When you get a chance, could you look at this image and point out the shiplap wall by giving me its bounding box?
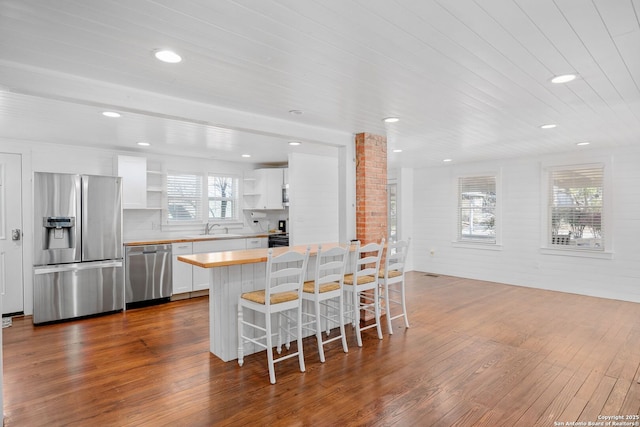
[412,146,640,303]
[289,152,339,246]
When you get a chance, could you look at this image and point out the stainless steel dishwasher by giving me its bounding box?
[125,244,172,306]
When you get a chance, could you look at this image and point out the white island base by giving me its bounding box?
[180,244,349,362]
[207,263,267,362]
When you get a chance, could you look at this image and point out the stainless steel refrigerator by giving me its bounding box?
[33,172,124,324]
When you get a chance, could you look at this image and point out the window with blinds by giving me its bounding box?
[208,174,238,220]
[166,172,203,222]
[548,165,603,250]
[458,175,496,243]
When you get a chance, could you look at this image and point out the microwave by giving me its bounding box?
[282,184,289,207]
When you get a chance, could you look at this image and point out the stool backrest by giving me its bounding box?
[384,238,411,276]
[352,239,385,279]
[265,247,310,303]
[312,244,348,292]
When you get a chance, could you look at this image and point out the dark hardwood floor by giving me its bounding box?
[3,272,640,426]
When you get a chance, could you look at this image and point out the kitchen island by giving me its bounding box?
[178,243,344,362]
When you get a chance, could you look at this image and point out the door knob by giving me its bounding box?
[11,229,21,241]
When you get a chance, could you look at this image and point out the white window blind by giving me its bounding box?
[549,165,603,249]
[208,174,238,220]
[458,176,496,243]
[166,172,203,222]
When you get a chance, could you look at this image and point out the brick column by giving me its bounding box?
[355,133,387,244]
[355,133,387,322]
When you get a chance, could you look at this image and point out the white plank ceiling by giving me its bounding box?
[0,0,639,167]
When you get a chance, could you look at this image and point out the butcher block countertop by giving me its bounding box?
[178,242,344,268]
[124,232,280,246]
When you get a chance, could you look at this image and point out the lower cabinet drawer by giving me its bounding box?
[246,237,267,249]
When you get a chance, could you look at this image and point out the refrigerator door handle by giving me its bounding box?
[34,260,123,275]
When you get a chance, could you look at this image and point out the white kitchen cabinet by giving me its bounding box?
[245,237,267,249]
[146,161,164,209]
[192,239,246,291]
[117,155,147,209]
[172,242,193,294]
[242,175,259,209]
[254,168,284,210]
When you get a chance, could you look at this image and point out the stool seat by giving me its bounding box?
[303,280,341,293]
[378,269,402,279]
[241,290,299,305]
[343,273,376,285]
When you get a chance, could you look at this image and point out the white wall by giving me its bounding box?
[289,152,340,246]
[392,167,415,271]
[412,146,640,303]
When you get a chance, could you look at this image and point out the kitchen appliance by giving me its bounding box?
[33,172,124,324]
[268,233,289,247]
[125,244,172,306]
[278,220,286,232]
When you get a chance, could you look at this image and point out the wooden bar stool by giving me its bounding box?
[343,239,385,347]
[237,247,310,384]
[379,238,411,334]
[301,244,349,362]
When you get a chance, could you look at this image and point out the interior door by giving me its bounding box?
[0,153,24,315]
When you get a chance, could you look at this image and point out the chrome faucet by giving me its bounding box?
[204,223,220,235]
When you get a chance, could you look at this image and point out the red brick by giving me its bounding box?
[355,132,387,244]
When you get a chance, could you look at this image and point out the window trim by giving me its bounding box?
[453,171,501,247]
[207,173,240,222]
[540,160,613,258]
[165,170,204,224]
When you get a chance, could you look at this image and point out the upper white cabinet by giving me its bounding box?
[117,156,163,209]
[146,160,163,209]
[252,168,285,210]
[117,155,147,209]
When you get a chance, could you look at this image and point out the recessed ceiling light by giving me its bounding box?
[241,154,251,158]
[137,142,150,147]
[288,109,303,116]
[392,149,403,153]
[551,74,577,84]
[288,141,301,146]
[443,158,453,163]
[540,124,557,129]
[154,49,182,63]
[102,111,121,118]
[576,141,590,146]
[383,117,400,123]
